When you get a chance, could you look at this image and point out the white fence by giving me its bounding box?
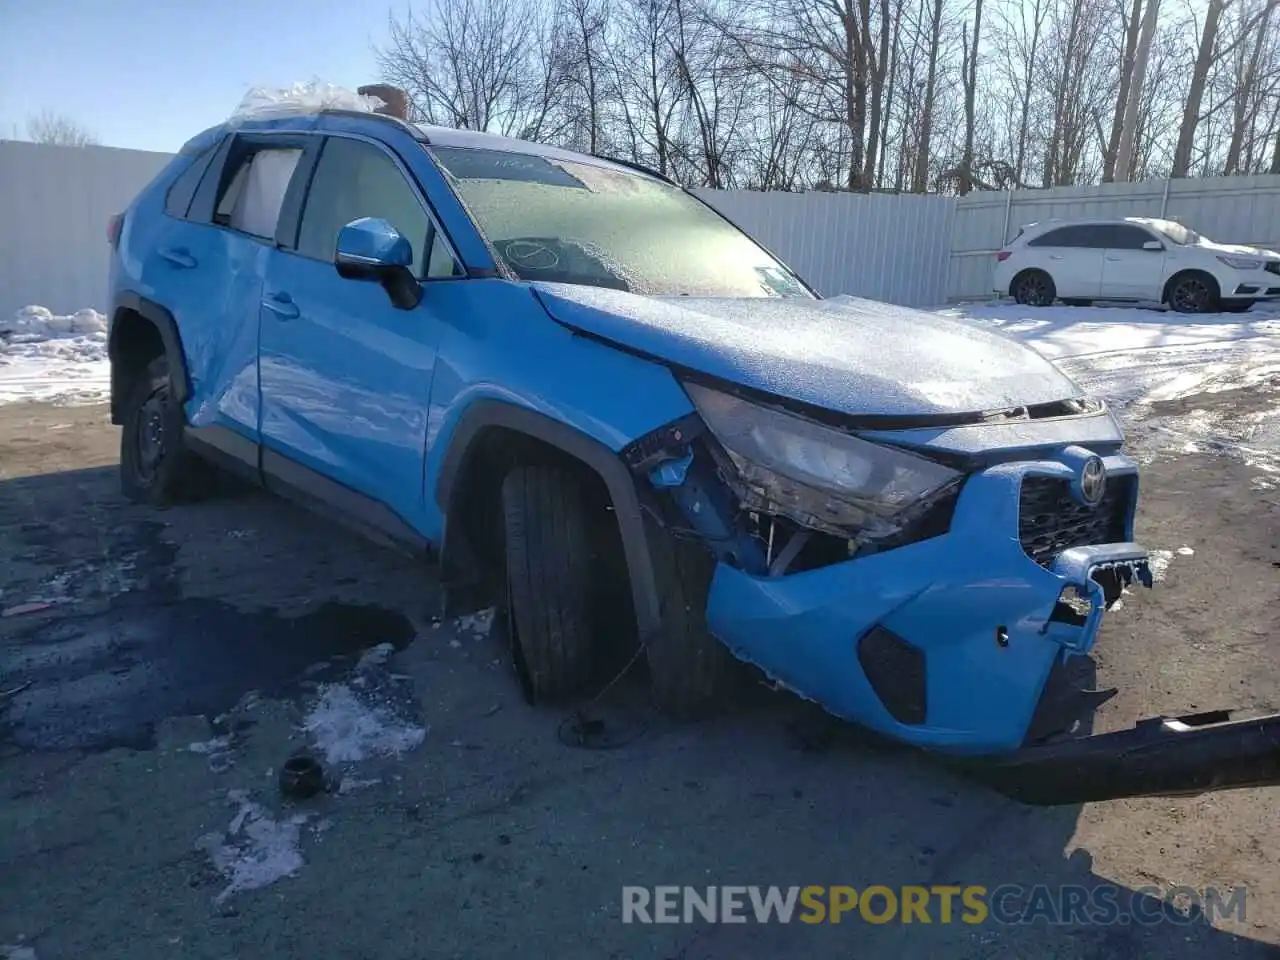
[4,138,1280,317]
[947,175,1280,302]
[694,187,956,305]
[0,140,173,318]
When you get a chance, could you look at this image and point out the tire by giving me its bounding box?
[498,464,597,703]
[1219,300,1253,314]
[1061,298,1093,307]
[1166,272,1219,314]
[119,356,211,505]
[1011,270,1056,307]
[642,519,739,719]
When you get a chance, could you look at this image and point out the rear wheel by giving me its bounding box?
[119,356,211,505]
[497,464,598,703]
[1011,270,1056,307]
[1166,272,1220,314]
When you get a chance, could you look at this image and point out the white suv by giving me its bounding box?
[992,216,1280,313]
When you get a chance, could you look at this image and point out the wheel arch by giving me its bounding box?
[434,399,662,641]
[108,292,192,425]
[1011,266,1053,289]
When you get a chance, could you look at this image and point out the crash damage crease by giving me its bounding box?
[618,399,1280,804]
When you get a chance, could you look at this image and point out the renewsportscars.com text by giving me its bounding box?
[621,884,1246,926]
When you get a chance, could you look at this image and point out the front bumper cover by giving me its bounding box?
[704,455,1147,755]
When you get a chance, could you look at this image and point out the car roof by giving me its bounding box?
[1018,215,1176,232]
[178,111,672,184]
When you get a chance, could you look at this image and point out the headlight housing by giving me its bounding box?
[684,382,962,540]
[1217,255,1263,270]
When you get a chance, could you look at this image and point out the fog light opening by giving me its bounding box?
[1049,584,1093,627]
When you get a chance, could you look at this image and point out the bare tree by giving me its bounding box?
[26,110,98,147]
[1113,0,1160,180]
[911,0,947,191]
[553,0,610,153]
[1223,0,1279,173]
[1103,0,1146,180]
[367,0,1280,192]
[1171,0,1226,177]
[376,0,561,136]
[989,0,1048,185]
[958,0,985,193]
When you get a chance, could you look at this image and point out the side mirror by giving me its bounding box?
[1142,240,1164,251]
[334,217,421,309]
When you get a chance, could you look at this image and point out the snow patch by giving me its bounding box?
[196,790,309,903]
[188,736,232,755]
[0,306,110,405]
[456,607,495,637]
[1148,549,1175,582]
[1176,546,1195,556]
[356,642,397,670]
[338,776,381,795]
[301,683,425,765]
[941,301,1280,474]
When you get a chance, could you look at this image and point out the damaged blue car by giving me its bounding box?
[107,94,1280,805]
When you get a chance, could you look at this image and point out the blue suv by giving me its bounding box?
[107,104,1156,761]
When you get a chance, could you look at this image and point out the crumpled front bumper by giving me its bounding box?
[704,454,1150,755]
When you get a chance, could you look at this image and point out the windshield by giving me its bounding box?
[428,145,811,298]
[1149,219,1202,246]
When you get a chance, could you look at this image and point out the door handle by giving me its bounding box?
[1105,256,1122,261]
[262,292,300,320]
[159,246,197,269]
[1049,255,1064,260]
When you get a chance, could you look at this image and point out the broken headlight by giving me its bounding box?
[684,382,962,540]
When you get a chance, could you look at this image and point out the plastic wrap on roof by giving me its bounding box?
[228,79,385,125]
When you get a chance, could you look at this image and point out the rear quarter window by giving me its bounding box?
[164,141,221,219]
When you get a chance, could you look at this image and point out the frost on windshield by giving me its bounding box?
[227,79,384,126]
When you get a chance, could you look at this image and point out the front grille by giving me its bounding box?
[1018,475,1133,567]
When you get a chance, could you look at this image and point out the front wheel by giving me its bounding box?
[1011,270,1056,307]
[497,464,598,703]
[1166,272,1220,314]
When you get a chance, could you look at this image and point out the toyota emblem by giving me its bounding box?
[1079,457,1107,506]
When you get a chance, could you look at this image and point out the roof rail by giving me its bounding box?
[591,153,676,185]
[318,107,429,141]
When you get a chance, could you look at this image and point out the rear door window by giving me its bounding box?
[214,147,304,239]
[1028,225,1108,248]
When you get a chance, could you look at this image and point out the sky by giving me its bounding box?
[0,0,398,154]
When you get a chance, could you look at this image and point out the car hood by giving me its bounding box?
[1197,239,1280,259]
[531,284,1086,419]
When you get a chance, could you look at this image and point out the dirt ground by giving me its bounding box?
[1,400,1278,960]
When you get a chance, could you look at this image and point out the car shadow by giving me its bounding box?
[0,465,1273,959]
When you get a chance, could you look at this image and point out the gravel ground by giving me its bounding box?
[0,401,1277,960]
